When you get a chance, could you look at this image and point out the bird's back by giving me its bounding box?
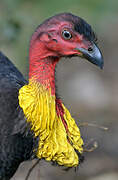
[0,52,35,180]
[0,52,27,135]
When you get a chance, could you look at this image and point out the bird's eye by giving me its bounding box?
[62,30,72,40]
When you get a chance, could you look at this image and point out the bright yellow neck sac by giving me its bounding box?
[18,79,83,167]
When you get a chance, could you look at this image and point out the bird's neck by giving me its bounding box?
[29,49,59,95]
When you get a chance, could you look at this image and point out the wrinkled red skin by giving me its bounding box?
[29,21,91,95]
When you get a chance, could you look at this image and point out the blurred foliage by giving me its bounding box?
[0,0,118,75]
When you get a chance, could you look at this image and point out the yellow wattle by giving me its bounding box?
[18,79,83,167]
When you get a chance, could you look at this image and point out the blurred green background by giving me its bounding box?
[0,0,118,180]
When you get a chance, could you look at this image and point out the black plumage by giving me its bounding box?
[0,52,37,180]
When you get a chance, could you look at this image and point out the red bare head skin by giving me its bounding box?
[29,13,103,95]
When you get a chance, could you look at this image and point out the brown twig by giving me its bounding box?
[79,122,108,131]
[25,159,40,180]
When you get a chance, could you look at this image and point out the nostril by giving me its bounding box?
[88,47,93,52]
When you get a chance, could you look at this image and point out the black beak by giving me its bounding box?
[75,43,104,69]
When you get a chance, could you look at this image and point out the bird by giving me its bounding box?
[0,12,103,180]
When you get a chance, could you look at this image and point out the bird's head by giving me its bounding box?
[30,13,103,69]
